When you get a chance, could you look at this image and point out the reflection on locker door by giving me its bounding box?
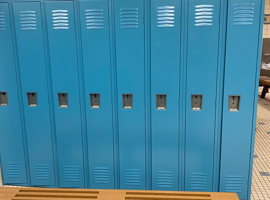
[13,2,55,186]
[150,0,181,191]
[79,0,115,189]
[114,0,146,189]
[45,1,84,188]
[185,0,221,192]
[0,2,27,185]
[219,0,264,199]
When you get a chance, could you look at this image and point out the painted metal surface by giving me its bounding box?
[150,0,181,191]
[114,0,146,190]
[219,0,264,200]
[45,1,84,188]
[185,0,221,192]
[0,0,265,199]
[13,2,55,186]
[0,2,27,185]
[79,0,115,189]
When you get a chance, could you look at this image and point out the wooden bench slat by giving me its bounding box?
[0,187,239,200]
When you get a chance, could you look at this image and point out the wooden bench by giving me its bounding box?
[0,187,239,200]
[259,76,270,98]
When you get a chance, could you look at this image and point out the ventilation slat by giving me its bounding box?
[63,166,80,182]
[157,6,175,28]
[93,167,110,184]
[120,8,139,29]
[52,9,69,30]
[225,176,243,192]
[194,5,213,27]
[190,173,208,191]
[124,169,141,186]
[85,9,104,30]
[19,10,37,31]
[7,163,23,178]
[233,3,255,25]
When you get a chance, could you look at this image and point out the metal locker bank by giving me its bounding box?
[0,0,265,200]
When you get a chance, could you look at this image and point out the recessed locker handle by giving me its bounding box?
[90,93,100,108]
[122,94,133,109]
[27,92,37,107]
[191,95,202,110]
[58,93,68,108]
[156,94,167,110]
[0,92,8,106]
[228,95,240,111]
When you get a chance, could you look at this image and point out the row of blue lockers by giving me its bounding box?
[0,0,265,200]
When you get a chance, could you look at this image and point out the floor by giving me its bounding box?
[251,87,270,200]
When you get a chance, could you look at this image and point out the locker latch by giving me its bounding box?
[90,93,100,108]
[156,94,167,110]
[27,92,37,107]
[191,95,202,110]
[58,93,68,108]
[0,92,8,106]
[122,94,133,109]
[228,95,240,111]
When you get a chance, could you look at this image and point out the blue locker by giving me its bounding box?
[45,1,85,188]
[219,0,264,199]
[13,2,55,186]
[79,0,115,189]
[0,2,27,185]
[114,0,146,189]
[150,0,181,191]
[185,0,221,192]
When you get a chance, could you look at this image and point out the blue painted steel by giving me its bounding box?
[0,2,27,185]
[13,2,55,186]
[219,0,264,199]
[45,1,84,188]
[150,0,181,191]
[79,0,115,189]
[114,0,146,189]
[0,0,265,196]
[185,0,221,192]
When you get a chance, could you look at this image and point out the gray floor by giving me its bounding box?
[251,87,270,200]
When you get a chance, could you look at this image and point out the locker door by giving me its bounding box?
[185,0,221,191]
[0,2,27,185]
[45,1,84,188]
[13,2,55,186]
[79,0,114,189]
[220,0,263,199]
[114,0,146,189]
[151,0,181,191]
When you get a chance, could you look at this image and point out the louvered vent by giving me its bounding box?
[85,9,104,29]
[120,8,138,29]
[7,163,22,178]
[225,175,243,193]
[93,167,110,184]
[125,169,141,186]
[63,166,79,182]
[35,164,50,180]
[194,5,213,27]
[0,11,6,31]
[190,173,208,191]
[19,10,37,31]
[157,171,174,188]
[234,3,255,25]
[52,10,69,30]
[157,6,175,28]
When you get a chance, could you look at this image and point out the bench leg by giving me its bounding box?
[261,85,269,98]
